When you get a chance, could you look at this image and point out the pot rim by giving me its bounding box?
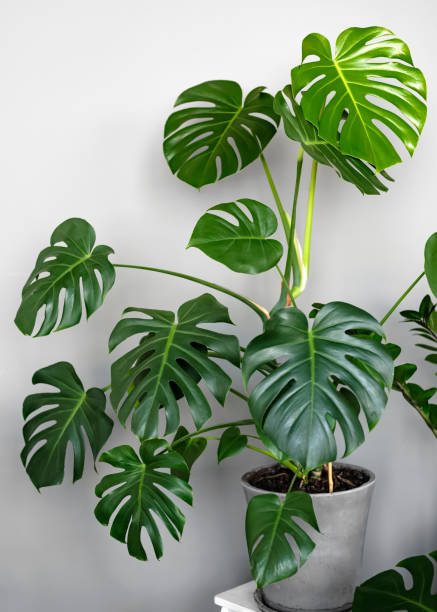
[241,460,375,498]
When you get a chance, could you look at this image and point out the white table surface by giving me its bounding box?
[214,581,257,612]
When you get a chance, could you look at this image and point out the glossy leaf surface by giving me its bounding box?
[291,27,427,172]
[170,426,207,481]
[164,80,279,188]
[243,303,393,469]
[188,199,283,274]
[109,294,240,439]
[352,550,437,611]
[425,233,437,298]
[392,297,437,437]
[22,362,113,489]
[274,86,393,195]
[95,440,192,561]
[217,426,248,463]
[15,218,115,336]
[246,491,318,588]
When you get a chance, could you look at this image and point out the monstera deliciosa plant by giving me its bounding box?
[15,26,437,605]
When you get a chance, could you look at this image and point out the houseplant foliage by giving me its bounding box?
[15,25,434,607]
[352,550,437,611]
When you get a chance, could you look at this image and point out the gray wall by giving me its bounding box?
[1,1,436,610]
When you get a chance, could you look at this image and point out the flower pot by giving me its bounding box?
[241,462,375,612]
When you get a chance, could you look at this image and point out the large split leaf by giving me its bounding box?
[425,233,437,298]
[95,440,192,561]
[109,294,240,439]
[188,199,283,274]
[246,490,318,588]
[274,86,393,195]
[352,550,437,611]
[15,218,115,336]
[163,80,279,188]
[291,26,427,172]
[242,303,394,469]
[21,361,113,489]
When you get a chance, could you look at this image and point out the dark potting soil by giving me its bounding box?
[247,463,369,494]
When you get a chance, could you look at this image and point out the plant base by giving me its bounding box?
[242,462,375,612]
[254,588,352,612]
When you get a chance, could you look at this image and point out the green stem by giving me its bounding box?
[113,263,268,323]
[230,387,249,402]
[246,445,304,478]
[285,147,304,287]
[259,152,290,236]
[275,265,297,308]
[295,160,318,300]
[171,419,255,449]
[380,271,425,325]
[101,384,111,393]
[287,463,302,494]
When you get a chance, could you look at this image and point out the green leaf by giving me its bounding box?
[170,426,207,481]
[21,361,113,489]
[217,426,247,463]
[95,439,193,561]
[352,550,437,611]
[246,491,318,588]
[393,300,437,437]
[163,81,279,188]
[274,86,393,195]
[291,27,427,172]
[425,233,437,298]
[188,199,283,274]
[242,303,394,470]
[15,218,115,336]
[109,294,240,440]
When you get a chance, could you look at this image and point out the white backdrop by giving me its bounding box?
[1,1,436,611]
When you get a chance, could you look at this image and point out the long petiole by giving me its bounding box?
[113,263,268,323]
[275,265,297,308]
[246,445,304,478]
[380,271,425,325]
[230,387,249,402]
[171,419,255,449]
[259,152,290,236]
[294,160,318,299]
[285,147,304,289]
[287,463,302,494]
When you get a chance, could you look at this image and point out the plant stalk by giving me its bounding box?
[114,263,269,323]
[294,160,318,299]
[171,419,255,449]
[259,152,290,236]
[285,147,304,293]
[379,271,425,325]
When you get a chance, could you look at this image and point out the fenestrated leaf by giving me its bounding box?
[109,294,240,440]
[246,491,318,588]
[425,233,437,298]
[291,26,427,172]
[352,550,437,611]
[15,218,115,336]
[170,426,207,481]
[95,439,193,561]
[21,361,113,489]
[217,426,247,463]
[188,199,283,274]
[163,80,279,188]
[274,86,393,195]
[242,303,394,470]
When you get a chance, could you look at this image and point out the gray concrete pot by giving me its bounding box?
[241,462,375,612]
